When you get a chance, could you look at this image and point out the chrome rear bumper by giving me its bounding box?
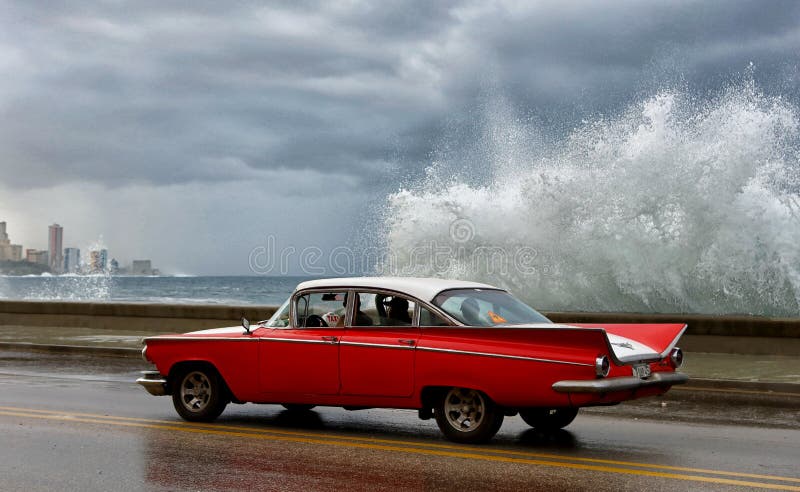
[136,370,168,396]
[552,371,688,393]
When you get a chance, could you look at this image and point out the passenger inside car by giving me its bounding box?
[336,293,373,326]
[460,298,484,326]
[352,294,374,326]
[373,294,414,326]
[385,296,412,326]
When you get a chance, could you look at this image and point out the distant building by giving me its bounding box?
[110,258,119,274]
[26,249,49,266]
[131,259,154,275]
[63,247,81,273]
[0,243,23,261]
[88,249,108,273]
[6,244,22,262]
[48,224,63,273]
[0,221,24,262]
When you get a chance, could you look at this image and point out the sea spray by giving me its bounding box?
[381,83,800,316]
[17,273,113,301]
[16,238,114,301]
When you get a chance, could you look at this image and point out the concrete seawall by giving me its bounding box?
[1,300,798,355]
[0,300,275,332]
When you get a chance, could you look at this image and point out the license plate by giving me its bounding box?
[633,364,651,379]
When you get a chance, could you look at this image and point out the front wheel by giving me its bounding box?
[171,367,228,422]
[434,387,504,444]
[519,407,578,431]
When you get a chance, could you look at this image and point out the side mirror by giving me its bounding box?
[242,316,251,335]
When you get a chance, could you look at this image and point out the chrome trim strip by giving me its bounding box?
[340,341,414,350]
[552,371,689,393]
[260,337,333,345]
[144,336,258,342]
[420,324,603,331]
[416,346,592,367]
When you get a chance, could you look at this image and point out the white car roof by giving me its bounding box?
[295,276,500,302]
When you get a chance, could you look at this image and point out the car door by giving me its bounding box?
[258,290,345,396]
[338,291,419,398]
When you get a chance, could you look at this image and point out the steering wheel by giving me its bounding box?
[303,314,329,328]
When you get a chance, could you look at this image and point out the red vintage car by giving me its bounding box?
[138,277,687,443]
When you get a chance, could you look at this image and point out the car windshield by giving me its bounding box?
[264,297,291,327]
[432,288,551,326]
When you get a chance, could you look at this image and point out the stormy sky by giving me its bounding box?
[1,1,798,274]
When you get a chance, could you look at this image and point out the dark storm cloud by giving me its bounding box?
[1,0,798,189]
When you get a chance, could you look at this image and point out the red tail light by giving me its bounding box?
[670,347,684,368]
[595,355,610,377]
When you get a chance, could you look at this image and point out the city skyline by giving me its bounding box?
[0,219,157,274]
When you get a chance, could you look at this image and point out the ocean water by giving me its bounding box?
[380,81,800,317]
[0,275,306,306]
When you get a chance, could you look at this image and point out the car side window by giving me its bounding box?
[353,292,415,327]
[438,295,494,325]
[294,291,347,328]
[419,306,450,327]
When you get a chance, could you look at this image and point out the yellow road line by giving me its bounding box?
[1,405,799,485]
[0,409,798,491]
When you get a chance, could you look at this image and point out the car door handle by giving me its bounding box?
[398,339,416,346]
[321,336,339,343]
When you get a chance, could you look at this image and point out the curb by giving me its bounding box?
[0,341,140,358]
[677,377,800,400]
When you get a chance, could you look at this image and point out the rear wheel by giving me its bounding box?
[519,407,578,431]
[171,366,228,422]
[434,387,504,444]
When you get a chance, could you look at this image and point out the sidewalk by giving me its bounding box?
[2,324,799,389]
[0,325,151,351]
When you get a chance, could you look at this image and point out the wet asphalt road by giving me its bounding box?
[1,350,799,491]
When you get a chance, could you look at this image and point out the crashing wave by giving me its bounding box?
[381,82,800,316]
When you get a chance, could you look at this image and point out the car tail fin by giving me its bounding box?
[573,323,687,363]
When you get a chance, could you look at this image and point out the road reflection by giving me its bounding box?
[516,428,578,449]
[142,409,431,490]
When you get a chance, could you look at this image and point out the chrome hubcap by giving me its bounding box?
[443,388,485,432]
[180,371,211,412]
